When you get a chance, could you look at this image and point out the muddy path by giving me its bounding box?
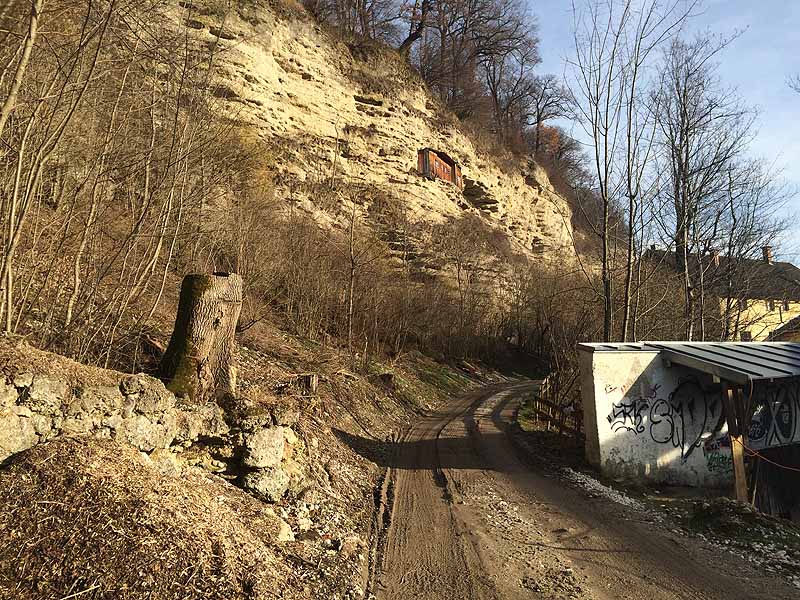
[356,383,797,600]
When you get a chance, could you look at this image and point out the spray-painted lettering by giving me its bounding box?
[749,383,800,450]
[607,379,725,463]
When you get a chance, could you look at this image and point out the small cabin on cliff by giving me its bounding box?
[417,148,463,190]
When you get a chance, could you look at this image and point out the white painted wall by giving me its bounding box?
[579,345,733,488]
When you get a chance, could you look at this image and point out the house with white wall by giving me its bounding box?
[579,342,800,501]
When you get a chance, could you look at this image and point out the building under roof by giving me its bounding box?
[578,341,800,510]
[581,341,800,384]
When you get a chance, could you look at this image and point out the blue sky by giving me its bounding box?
[530,0,800,255]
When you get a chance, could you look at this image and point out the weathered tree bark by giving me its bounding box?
[297,373,319,395]
[159,272,242,402]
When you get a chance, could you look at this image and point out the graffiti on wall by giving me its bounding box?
[702,435,732,474]
[749,383,800,450]
[607,383,658,434]
[607,379,726,463]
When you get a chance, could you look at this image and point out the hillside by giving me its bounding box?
[0,325,518,599]
[0,0,580,597]
[178,0,576,258]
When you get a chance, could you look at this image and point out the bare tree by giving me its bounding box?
[480,37,539,142]
[652,33,755,339]
[568,0,695,342]
[526,75,573,153]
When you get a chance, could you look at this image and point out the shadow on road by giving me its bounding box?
[332,383,532,472]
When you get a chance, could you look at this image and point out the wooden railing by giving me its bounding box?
[526,373,584,441]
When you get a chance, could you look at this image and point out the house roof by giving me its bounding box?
[579,341,800,384]
[418,147,460,168]
[644,248,800,301]
[769,315,800,340]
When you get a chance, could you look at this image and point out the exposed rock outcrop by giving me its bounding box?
[169,1,576,260]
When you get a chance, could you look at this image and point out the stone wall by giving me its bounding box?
[0,372,228,461]
[0,351,306,504]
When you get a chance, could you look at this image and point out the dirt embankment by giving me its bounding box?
[0,327,504,599]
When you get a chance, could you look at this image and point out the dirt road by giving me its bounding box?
[365,383,797,600]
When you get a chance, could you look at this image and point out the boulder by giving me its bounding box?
[25,376,68,415]
[74,385,124,415]
[119,375,145,396]
[61,416,93,436]
[0,410,36,461]
[113,413,176,452]
[242,467,290,502]
[132,378,175,417]
[174,403,229,444]
[263,507,295,542]
[0,382,17,408]
[243,426,286,468]
[13,372,33,388]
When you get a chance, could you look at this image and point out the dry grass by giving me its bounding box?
[0,336,124,388]
[0,438,294,600]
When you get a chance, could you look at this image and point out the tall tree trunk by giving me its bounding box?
[621,193,635,342]
[602,199,613,342]
[159,272,242,402]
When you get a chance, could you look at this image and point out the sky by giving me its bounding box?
[530,0,800,256]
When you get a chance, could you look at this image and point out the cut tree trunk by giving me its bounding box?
[297,373,319,395]
[159,272,243,402]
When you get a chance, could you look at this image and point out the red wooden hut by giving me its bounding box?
[417,148,463,190]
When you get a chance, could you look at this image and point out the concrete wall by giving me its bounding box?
[580,346,733,487]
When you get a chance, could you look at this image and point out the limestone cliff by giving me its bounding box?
[173,0,575,259]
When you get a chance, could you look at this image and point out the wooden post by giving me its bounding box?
[297,373,319,395]
[159,272,243,403]
[730,434,748,503]
[723,384,749,503]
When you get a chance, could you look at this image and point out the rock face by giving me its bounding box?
[168,1,576,260]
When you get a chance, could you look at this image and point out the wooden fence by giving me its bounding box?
[525,373,584,442]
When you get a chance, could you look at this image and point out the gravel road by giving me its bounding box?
[369,383,797,600]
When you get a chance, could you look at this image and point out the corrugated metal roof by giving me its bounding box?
[577,341,800,384]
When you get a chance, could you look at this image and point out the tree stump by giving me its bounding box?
[297,373,319,395]
[159,272,243,403]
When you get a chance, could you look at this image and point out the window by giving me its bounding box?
[768,299,776,311]
[740,331,753,342]
[784,300,791,311]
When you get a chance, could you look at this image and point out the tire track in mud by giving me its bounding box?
[367,387,502,600]
[365,383,797,600]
